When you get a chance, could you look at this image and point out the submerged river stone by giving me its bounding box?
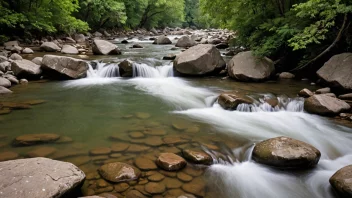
[156,153,187,171]
[330,165,352,197]
[13,133,60,146]
[0,157,85,198]
[0,151,19,161]
[182,150,212,165]
[98,162,141,183]
[252,136,321,169]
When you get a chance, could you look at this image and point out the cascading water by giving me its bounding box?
[87,62,120,78]
[132,62,173,78]
[235,96,305,112]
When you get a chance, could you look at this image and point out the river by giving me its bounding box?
[0,35,351,198]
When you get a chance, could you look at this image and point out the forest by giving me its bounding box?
[0,0,351,71]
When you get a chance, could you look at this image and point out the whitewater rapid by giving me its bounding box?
[63,59,352,198]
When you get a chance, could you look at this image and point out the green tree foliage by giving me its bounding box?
[137,0,185,28]
[200,0,352,70]
[78,0,127,30]
[0,0,89,38]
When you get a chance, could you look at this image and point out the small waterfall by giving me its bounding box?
[132,63,173,78]
[87,62,120,78]
[235,96,304,112]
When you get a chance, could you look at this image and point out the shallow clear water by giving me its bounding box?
[1,36,352,198]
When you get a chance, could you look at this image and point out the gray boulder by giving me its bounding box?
[0,55,8,63]
[0,77,11,87]
[74,34,86,43]
[40,42,61,52]
[0,61,11,72]
[9,53,23,60]
[174,44,226,76]
[4,41,19,50]
[153,36,172,45]
[175,36,196,48]
[92,39,121,55]
[22,48,34,54]
[0,86,12,94]
[42,55,89,79]
[252,136,321,169]
[150,28,158,35]
[4,74,19,84]
[228,51,274,81]
[304,94,350,115]
[32,57,43,65]
[0,157,85,198]
[317,53,352,92]
[11,59,42,77]
[61,45,79,55]
[93,32,103,37]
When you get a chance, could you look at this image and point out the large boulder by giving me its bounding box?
[330,165,352,197]
[304,94,350,115]
[317,53,352,92]
[252,136,321,169]
[92,40,121,55]
[42,55,89,79]
[218,93,253,110]
[0,158,85,198]
[40,42,61,52]
[175,36,196,48]
[174,44,226,76]
[11,59,41,78]
[153,36,172,45]
[61,45,79,55]
[228,51,275,81]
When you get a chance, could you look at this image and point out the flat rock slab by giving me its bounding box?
[252,136,321,169]
[0,157,85,198]
[182,150,213,165]
[13,133,60,146]
[98,162,141,183]
[156,153,187,171]
[134,157,157,170]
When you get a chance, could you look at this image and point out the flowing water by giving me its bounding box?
[1,36,352,198]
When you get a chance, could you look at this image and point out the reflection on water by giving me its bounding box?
[1,36,352,198]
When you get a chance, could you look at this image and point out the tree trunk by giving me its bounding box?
[291,14,348,71]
